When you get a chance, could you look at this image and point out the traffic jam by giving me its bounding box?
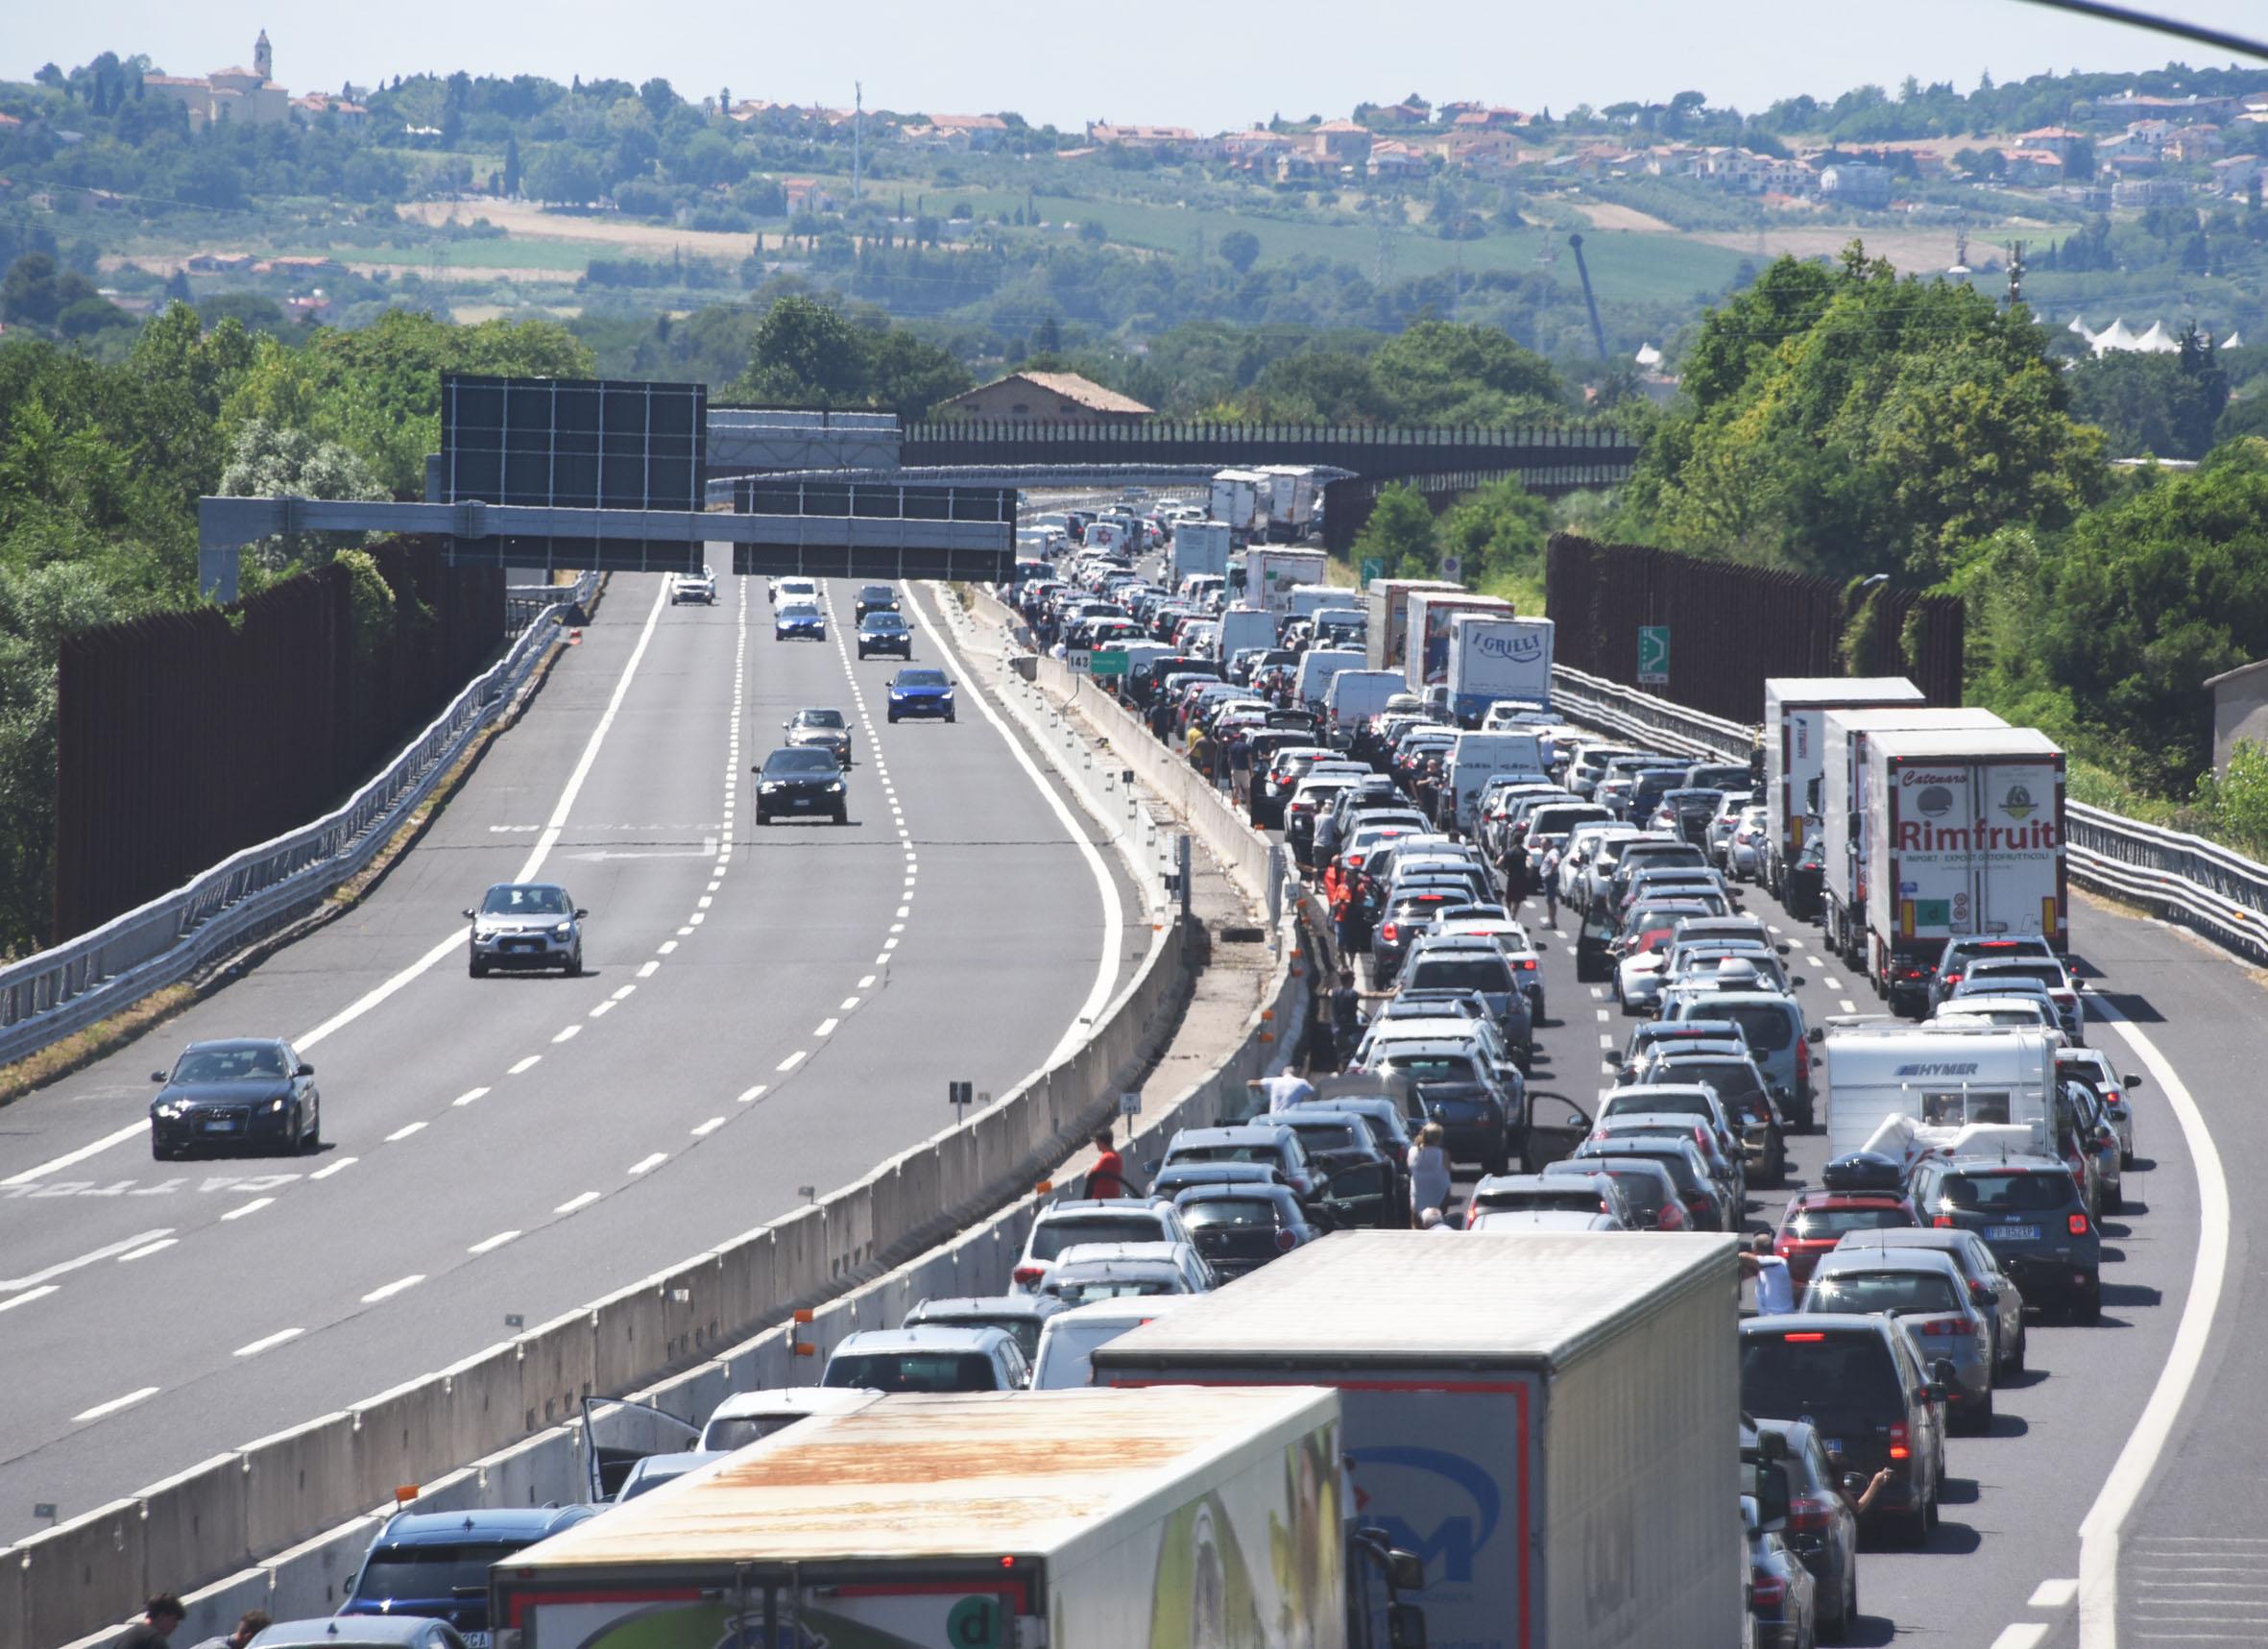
[981,491,2133,1649]
[274,497,2131,1649]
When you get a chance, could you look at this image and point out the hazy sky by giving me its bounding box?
[14,0,2267,130]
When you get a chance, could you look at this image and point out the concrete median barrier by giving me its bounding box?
[348,1375,457,1514]
[769,1204,828,1310]
[470,1427,582,1512]
[820,1180,874,1286]
[438,1342,521,1465]
[139,1454,247,1606]
[711,1225,777,1342]
[260,1513,377,1620]
[239,1415,354,1560]
[1,1544,24,1649]
[18,1499,145,1649]
[657,1251,727,1367]
[515,1307,596,1435]
[589,1281,666,1396]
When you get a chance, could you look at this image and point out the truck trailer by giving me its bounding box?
[1761,677,1927,905]
[1364,578,1464,674]
[1819,706,2007,965]
[1259,464,1322,541]
[1861,725,2067,1016]
[1095,1230,1746,1649]
[1404,592,1515,689]
[1244,547,1332,615]
[1444,616,1556,726]
[1210,470,1269,544]
[490,1387,1380,1649]
[1171,520,1234,589]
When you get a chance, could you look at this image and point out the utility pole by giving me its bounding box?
[853,82,864,201]
[2004,239,2026,308]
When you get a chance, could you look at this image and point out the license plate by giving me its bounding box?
[1989,1225,2039,1242]
[202,1118,238,1132]
[791,795,813,808]
[465,1636,491,1649]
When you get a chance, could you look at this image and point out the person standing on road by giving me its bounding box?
[1409,1124,1453,1225]
[1542,842,1561,929]
[1228,728,1253,802]
[1743,1232,1796,1315]
[1330,968,1364,1060]
[1261,1066,1316,1113]
[1187,726,1213,779]
[114,1596,186,1649]
[1084,1128,1140,1200]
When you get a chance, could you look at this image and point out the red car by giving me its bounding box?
[1773,1190,1919,1287]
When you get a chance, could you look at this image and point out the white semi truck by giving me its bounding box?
[1444,615,1556,727]
[1762,677,1926,907]
[1819,706,2007,965]
[1259,464,1322,541]
[489,1386,1418,1649]
[1860,725,2067,1016]
[1095,1230,1746,1649]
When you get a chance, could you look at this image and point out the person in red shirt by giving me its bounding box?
[1084,1128,1139,1200]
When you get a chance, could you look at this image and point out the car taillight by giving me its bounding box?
[1969,1280,1992,1304]
[1750,1573,1787,1610]
[1687,1196,1713,1219]
[1786,1492,1837,1534]
[1516,958,1537,971]
[1915,1317,1969,1338]
[1933,1213,1955,1228]
[1013,1264,1045,1285]
[2069,1212,2091,1236]
[1782,1331,1824,1343]
[1380,923,1400,944]
[1888,1422,1911,1461]
[1276,1228,1298,1251]
[1901,966,1928,981]
[1657,1205,1686,1230]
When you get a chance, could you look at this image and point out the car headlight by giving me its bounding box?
[828,781,845,792]
[154,1102,182,1119]
[552,922,573,938]
[268,1097,286,1112]
[760,782,783,792]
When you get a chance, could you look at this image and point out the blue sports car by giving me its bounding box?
[775,599,826,642]
[887,668,956,723]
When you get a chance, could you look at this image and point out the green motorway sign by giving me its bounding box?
[1359,556,1386,586]
[1637,625,1671,685]
[1090,649,1129,679]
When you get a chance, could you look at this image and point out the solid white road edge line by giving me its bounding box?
[2077,998,2232,1649]
[908,586,1126,1074]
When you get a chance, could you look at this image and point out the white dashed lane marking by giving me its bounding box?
[555,1191,600,1214]
[360,1274,424,1303]
[508,1055,541,1076]
[233,1328,302,1358]
[220,1197,274,1221]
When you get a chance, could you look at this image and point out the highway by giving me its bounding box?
[0,570,1143,1545]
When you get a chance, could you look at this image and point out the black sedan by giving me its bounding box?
[854,584,902,622]
[150,1038,321,1159]
[755,747,849,825]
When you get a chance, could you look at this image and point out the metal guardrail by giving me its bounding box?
[1548,662,2268,967]
[0,571,602,1070]
[1549,663,1755,762]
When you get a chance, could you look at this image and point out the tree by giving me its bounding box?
[503,133,522,197]
[1,254,66,327]
[1368,320,1565,422]
[1960,460,2268,793]
[524,145,602,205]
[1436,476,1552,587]
[2067,332,2229,461]
[1351,482,1438,577]
[218,421,388,573]
[639,78,678,123]
[1218,230,1261,274]
[729,295,868,402]
[1624,250,2106,580]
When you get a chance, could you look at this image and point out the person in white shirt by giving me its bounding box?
[1261,1068,1316,1113]
[1744,1233,1796,1315]
[1408,1123,1453,1225]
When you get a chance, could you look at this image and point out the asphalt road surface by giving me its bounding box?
[0,571,1141,1543]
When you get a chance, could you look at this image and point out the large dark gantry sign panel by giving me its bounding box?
[441,374,709,572]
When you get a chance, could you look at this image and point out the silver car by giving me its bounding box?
[1831,1226,2028,1381]
[465,883,585,978]
[671,565,717,604]
[1800,1248,1996,1430]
